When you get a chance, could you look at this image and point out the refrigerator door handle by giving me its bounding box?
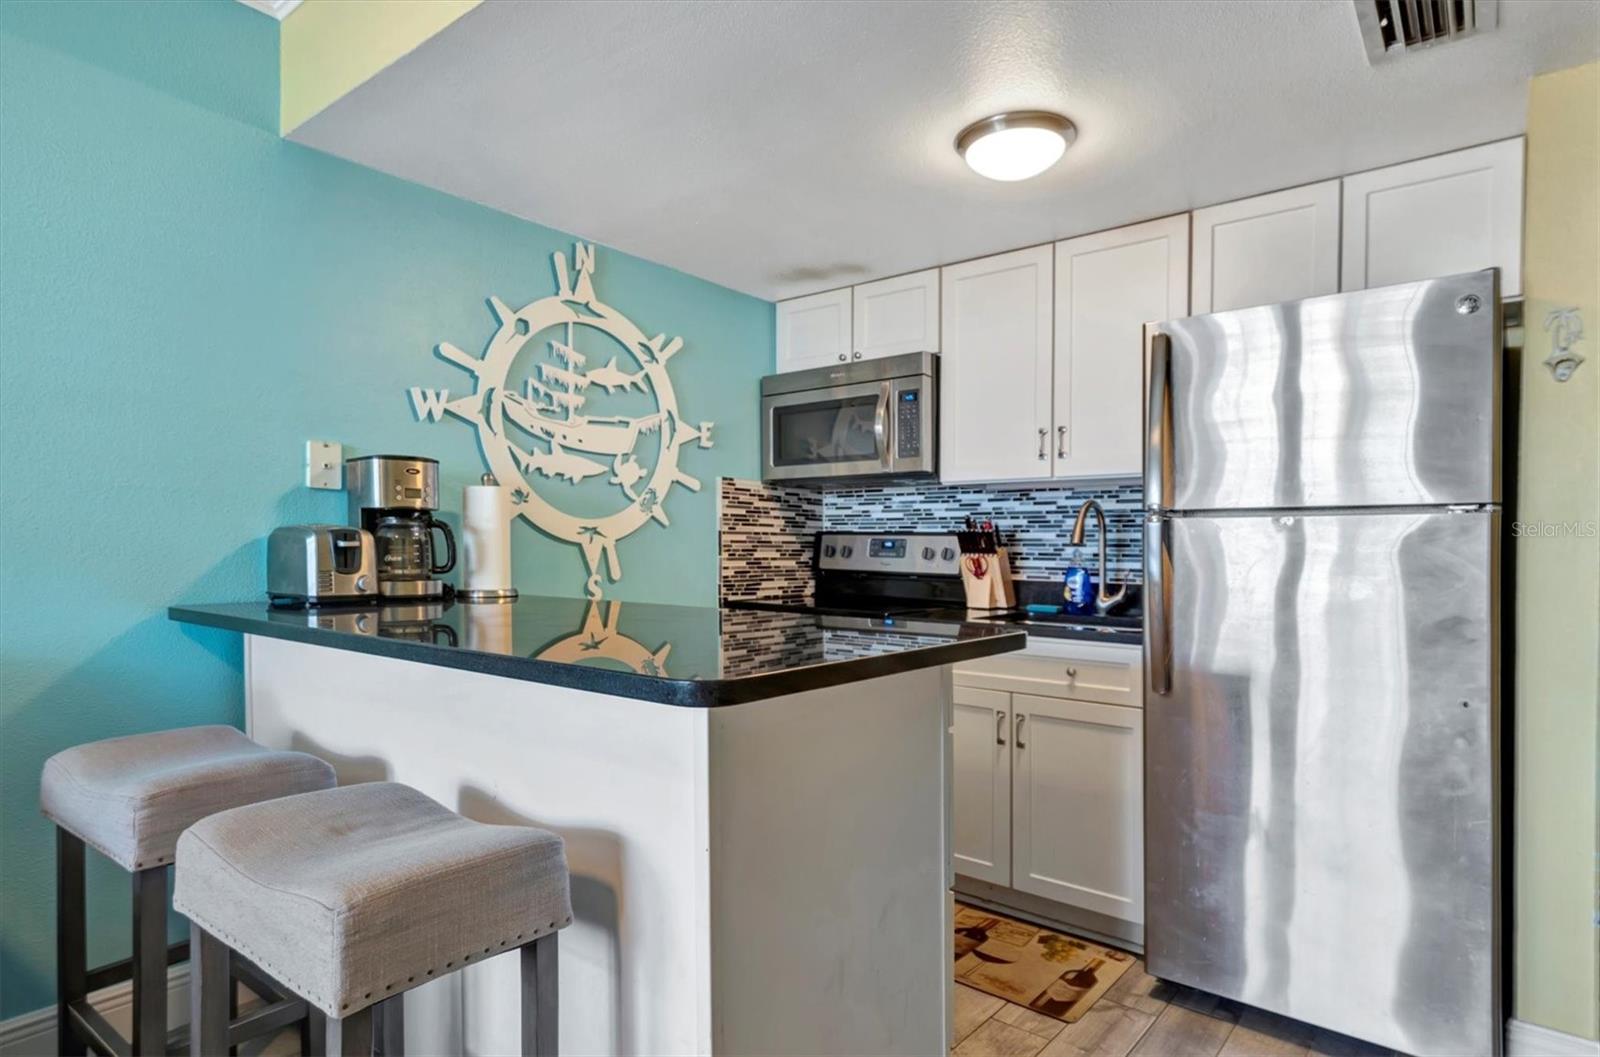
[1146,513,1171,695]
[1145,327,1173,511]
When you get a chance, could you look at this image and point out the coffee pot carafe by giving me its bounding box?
[373,513,455,586]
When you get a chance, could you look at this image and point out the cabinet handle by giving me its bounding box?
[1037,428,1047,460]
[1015,713,1027,749]
[852,351,863,360]
[837,353,848,362]
[995,711,1006,746]
[1057,426,1067,459]
[1065,667,1077,680]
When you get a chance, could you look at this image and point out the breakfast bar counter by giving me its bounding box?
[169,597,1024,1056]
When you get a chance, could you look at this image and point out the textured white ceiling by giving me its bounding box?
[290,0,1600,301]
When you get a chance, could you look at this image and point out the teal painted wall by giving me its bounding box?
[0,1,772,1018]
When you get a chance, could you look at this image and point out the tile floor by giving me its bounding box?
[952,956,1404,1057]
[247,944,1403,1057]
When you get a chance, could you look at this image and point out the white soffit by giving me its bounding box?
[288,0,1600,301]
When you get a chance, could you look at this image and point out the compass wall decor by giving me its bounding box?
[408,244,714,599]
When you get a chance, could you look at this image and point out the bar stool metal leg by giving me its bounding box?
[56,828,87,1057]
[520,932,558,1057]
[372,996,404,1057]
[326,1007,373,1057]
[131,866,168,1055]
[190,924,231,1057]
[302,1006,326,1057]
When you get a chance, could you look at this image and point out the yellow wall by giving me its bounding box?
[1516,59,1600,1042]
[279,0,479,134]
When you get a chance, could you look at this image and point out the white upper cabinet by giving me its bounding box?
[852,268,940,360]
[1053,215,1189,480]
[775,287,852,373]
[939,246,1054,483]
[1192,180,1341,312]
[1341,138,1525,297]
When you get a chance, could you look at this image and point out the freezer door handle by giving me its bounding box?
[1147,513,1171,695]
[1145,327,1173,511]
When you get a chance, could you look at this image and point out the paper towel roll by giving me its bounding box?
[461,482,515,597]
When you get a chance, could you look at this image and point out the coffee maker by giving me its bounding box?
[346,455,456,599]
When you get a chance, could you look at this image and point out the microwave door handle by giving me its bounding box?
[875,382,891,468]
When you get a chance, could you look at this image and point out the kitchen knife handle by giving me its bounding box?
[1146,513,1172,696]
[1145,327,1173,511]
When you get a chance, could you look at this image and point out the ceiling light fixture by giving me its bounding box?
[955,111,1076,182]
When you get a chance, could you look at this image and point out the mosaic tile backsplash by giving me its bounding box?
[717,478,821,604]
[718,478,1144,601]
[824,480,1144,583]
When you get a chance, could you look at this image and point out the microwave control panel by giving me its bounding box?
[895,388,922,458]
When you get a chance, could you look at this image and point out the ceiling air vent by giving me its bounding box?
[1355,0,1498,64]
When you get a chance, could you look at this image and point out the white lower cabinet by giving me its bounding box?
[952,640,1144,928]
[1010,694,1144,923]
[952,685,1012,886]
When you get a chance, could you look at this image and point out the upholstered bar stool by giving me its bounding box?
[175,782,573,1057]
[40,724,336,1055]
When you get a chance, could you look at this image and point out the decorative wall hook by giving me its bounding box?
[1542,307,1586,382]
[409,245,714,598]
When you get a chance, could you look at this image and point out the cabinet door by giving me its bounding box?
[852,268,939,360]
[1011,694,1143,923]
[1054,215,1189,479]
[1341,138,1524,297]
[776,288,852,373]
[952,685,1011,886]
[940,246,1054,483]
[1192,180,1341,312]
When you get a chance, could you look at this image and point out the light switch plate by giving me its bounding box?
[306,440,342,490]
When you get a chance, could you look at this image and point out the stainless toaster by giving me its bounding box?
[267,525,378,606]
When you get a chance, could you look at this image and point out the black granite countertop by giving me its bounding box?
[967,610,1142,646]
[168,596,1026,708]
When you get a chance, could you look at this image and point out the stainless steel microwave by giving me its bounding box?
[760,352,938,483]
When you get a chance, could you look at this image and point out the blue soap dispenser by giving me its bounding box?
[1063,549,1095,615]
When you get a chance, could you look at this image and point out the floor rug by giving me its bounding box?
[953,903,1134,1023]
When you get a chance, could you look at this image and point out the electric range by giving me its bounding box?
[724,531,1142,644]
[729,531,973,619]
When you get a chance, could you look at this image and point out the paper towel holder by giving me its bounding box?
[458,474,520,604]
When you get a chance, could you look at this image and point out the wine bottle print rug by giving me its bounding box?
[953,904,1134,1023]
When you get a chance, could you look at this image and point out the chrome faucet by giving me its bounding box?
[1069,499,1128,613]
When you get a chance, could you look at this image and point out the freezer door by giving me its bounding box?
[1144,509,1499,1057]
[1149,270,1500,512]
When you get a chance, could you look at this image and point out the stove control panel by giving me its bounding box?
[816,532,961,576]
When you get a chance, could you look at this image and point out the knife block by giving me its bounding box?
[960,548,1016,610]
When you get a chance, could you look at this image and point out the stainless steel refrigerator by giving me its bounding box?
[1142,270,1501,1057]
